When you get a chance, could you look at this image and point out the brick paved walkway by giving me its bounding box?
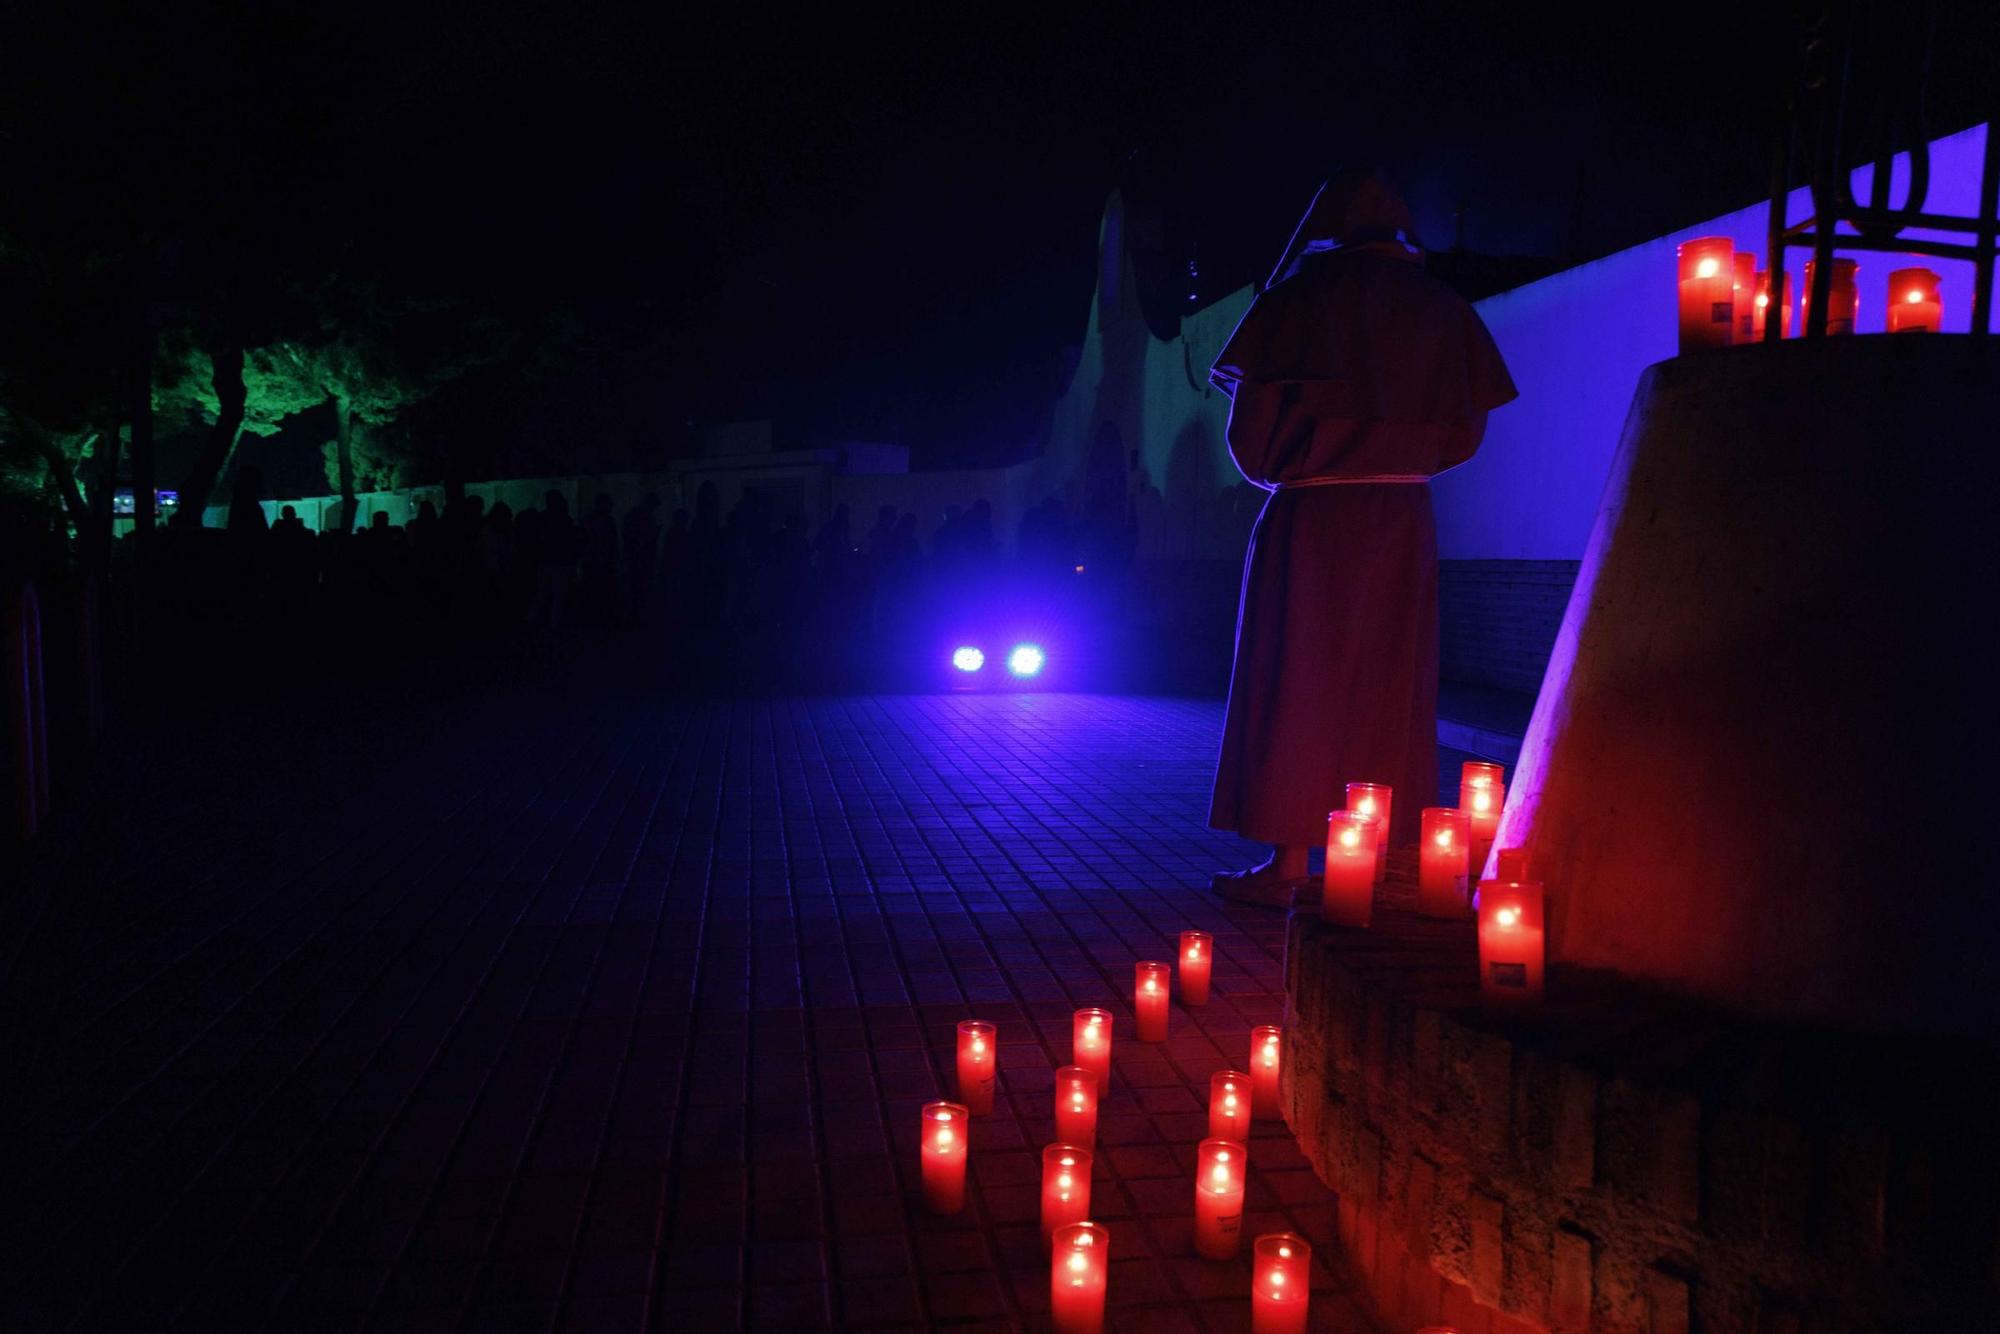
[3,671,1422,1332]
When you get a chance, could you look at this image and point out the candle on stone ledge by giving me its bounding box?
[1417,807,1471,918]
[1733,252,1758,344]
[1054,1065,1099,1146]
[920,1100,969,1214]
[1050,1220,1110,1334]
[1477,879,1547,1005]
[1041,1143,1093,1254]
[1345,781,1393,885]
[1209,1069,1253,1140]
[1888,267,1942,332]
[1322,810,1377,927]
[1803,257,1859,334]
[1251,1232,1312,1334]
[1460,760,1504,869]
[1134,961,1171,1042]
[955,1020,996,1115]
[1753,269,1792,339]
[1250,1025,1282,1119]
[1194,1136,1248,1260]
[1676,236,1735,351]
[1178,930,1213,1005]
[1072,1008,1113,1086]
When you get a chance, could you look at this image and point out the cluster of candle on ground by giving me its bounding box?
[1209,1070,1253,1140]
[1072,1007,1112,1084]
[1251,1233,1313,1334]
[1477,878,1547,1003]
[1133,961,1171,1041]
[1194,1137,1248,1259]
[1041,1144,1093,1254]
[1054,1065,1099,1145]
[1250,1025,1282,1118]
[1050,1221,1109,1334]
[1321,809,1378,927]
[1178,929,1212,1004]
[954,1020,995,1115]
[1417,806,1470,916]
[920,1100,969,1213]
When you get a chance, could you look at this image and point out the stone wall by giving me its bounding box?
[1438,560,1578,696]
[1282,864,2000,1332]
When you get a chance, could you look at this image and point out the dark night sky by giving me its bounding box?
[4,2,1994,473]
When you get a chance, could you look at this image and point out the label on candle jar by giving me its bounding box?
[1216,1209,1241,1238]
[1488,961,1528,988]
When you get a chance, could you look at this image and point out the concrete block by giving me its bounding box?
[1552,1064,1596,1192]
[1644,1266,1691,1334]
[1469,1190,1505,1307]
[1550,1228,1593,1332]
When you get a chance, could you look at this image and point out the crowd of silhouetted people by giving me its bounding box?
[136,473,1138,665]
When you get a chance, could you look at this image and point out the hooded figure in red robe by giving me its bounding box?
[1209,170,1517,904]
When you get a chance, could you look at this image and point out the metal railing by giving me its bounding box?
[1765,0,1998,337]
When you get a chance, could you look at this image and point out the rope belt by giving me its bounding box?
[1273,473,1430,490]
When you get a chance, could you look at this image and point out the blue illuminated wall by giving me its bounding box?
[1436,122,1993,561]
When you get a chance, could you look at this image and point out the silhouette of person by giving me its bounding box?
[1206,169,1517,905]
[579,493,620,625]
[623,492,663,622]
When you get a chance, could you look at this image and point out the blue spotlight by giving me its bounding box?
[952,645,986,673]
[1007,643,1046,678]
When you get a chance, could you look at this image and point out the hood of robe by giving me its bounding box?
[1209,171,1517,424]
[1264,171,1422,290]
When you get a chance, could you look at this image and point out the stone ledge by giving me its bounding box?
[1282,854,2000,1331]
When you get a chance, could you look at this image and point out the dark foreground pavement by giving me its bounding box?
[2,653,1391,1332]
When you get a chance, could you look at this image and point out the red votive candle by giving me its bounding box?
[1322,810,1377,927]
[1250,1025,1282,1119]
[1676,236,1735,351]
[1134,961,1170,1042]
[1251,1232,1312,1334]
[1345,781,1393,884]
[1178,930,1213,1005]
[1460,760,1504,868]
[1733,252,1758,344]
[1803,257,1859,334]
[1051,1220,1109,1334]
[1417,807,1471,917]
[1477,880,1547,1005]
[1753,269,1792,339]
[1072,1008,1112,1086]
[1887,266,1942,332]
[955,1020,996,1115]
[1209,1070,1253,1141]
[1194,1136,1248,1260]
[1041,1142,1094,1254]
[920,1100,969,1214]
[1054,1065,1099,1146]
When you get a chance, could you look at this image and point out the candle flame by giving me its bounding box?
[1278,1244,1292,1258]
[1434,828,1452,847]
[1058,1173,1073,1190]
[1907,289,1924,303]
[1338,827,1360,849]
[1187,947,1199,959]
[1696,257,1719,278]
[1144,978,1157,993]
[1755,292,1770,308]
[1496,906,1520,927]
[1068,1251,1089,1273]
[1357,797,1375,815]
[1072,1092,1086,1108]
[1211,1162,1232,1185]
[937,1110,952,1121]
[1270,1271,1286,1287]
[1224,1092,1238,1109]
[937,1127,954,1148]
[971,1037,985,1054]
[1472,791,1491,812]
